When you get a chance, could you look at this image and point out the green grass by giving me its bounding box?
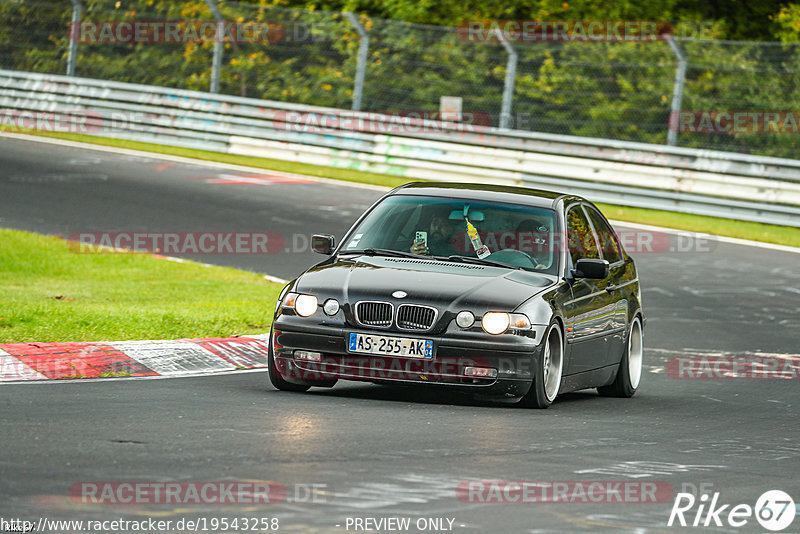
[3,127,799,247]
[0,228,283,343]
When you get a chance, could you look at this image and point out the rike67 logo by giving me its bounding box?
[668,490,796,531]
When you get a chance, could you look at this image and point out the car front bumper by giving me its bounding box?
[272,321,547,402]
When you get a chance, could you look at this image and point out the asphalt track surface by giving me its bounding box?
[1,135,799,533]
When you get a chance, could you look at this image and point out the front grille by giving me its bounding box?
[396,304,437,330]
[355,301,393,327]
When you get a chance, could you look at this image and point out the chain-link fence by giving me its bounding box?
[2,0,799,158]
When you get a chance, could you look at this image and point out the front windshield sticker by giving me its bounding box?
[347,233,363,249]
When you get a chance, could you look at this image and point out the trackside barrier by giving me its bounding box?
[1,69,799,227]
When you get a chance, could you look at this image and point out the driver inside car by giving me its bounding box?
[410,211,463,257]
[515,218,550,270]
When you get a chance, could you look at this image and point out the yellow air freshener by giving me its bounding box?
[465,219,491,258]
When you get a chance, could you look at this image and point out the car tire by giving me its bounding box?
[268,327,311,392]
[519,320,564,409]
[598,315,643,398]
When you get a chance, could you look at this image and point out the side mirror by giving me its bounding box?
[573,258,609,280]
[311,234,335,255]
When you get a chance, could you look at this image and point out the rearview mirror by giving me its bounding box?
[311,234,335,255]
[449,210,484,222]
[573,258,609,280]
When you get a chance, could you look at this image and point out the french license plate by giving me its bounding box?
[348,333,433,358]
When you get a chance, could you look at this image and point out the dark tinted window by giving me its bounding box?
[586,207,622,264]
[342,195,559,274]
[566,206,599,267]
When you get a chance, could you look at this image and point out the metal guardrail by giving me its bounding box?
[2,69,799,227]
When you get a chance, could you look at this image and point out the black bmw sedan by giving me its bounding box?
[269,182,644,408]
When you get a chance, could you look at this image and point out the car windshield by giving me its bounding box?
[340,195,559,274]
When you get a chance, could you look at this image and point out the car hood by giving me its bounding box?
[295,255,556,313]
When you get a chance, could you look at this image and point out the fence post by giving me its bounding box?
[344,12,369,112]
[496,30,517,129]
[66,0,82,76]
[204,0,224,94]
[666,35,687,146]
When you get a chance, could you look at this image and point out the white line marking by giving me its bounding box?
[611,220,800,255]
[2,132,796,251]
[681,286,705,297]
[62,246,288,287]
[0,132,386,191]
[644,287,675,297]
[648,347,800,361]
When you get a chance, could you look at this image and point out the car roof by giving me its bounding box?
[392,182,578,209]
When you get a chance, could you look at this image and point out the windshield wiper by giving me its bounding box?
[433,255,522,270]
[339,249,519,268]
[339,248,427,259]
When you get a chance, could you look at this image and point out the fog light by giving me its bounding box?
[456,310,475,328]
[464,366,498,378]
[323,298,340,316]
[294,350,322,362]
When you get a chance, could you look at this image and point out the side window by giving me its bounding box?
[586,207,622,264]
[566,206,600,267]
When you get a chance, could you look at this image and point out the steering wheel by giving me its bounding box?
[486,249,540,268]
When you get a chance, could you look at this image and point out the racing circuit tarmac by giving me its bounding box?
[1,134,799,533]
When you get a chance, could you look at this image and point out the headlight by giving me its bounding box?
[482,312,510,335]
[282,292,318,317]
[294,294,318,317]
[323,298,340,316]
[456,310,475,328]
[481,312,531,335]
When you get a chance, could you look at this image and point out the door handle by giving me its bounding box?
[605,284,617,293]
